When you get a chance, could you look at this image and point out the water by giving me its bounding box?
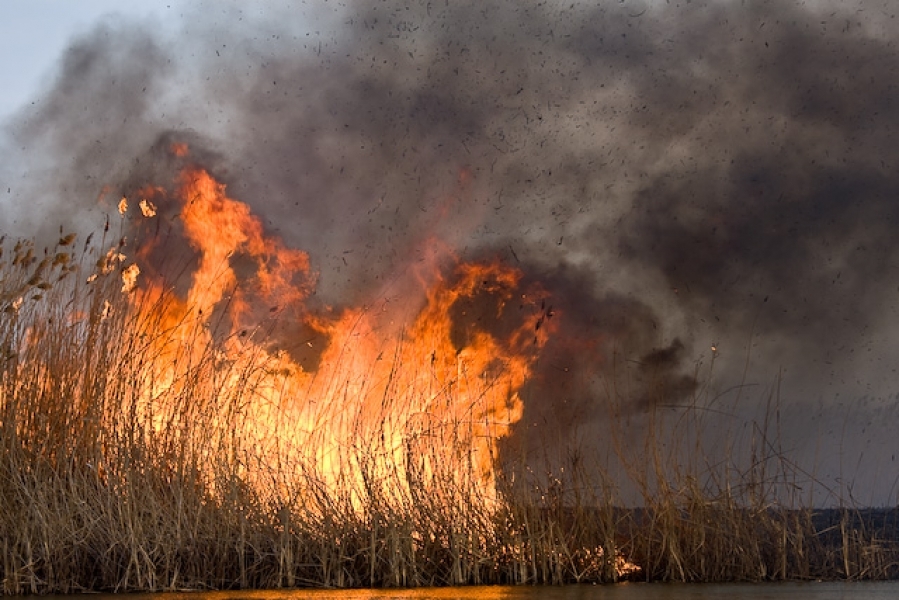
[31,582,899,600]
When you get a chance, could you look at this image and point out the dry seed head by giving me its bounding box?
[121,263,139,293]
[99,247,126,274]
[13,246,34,267]
[118,197,128,215]
[58,233,76,246]
[139,199,157,217]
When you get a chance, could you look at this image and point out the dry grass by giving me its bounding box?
[1,230,898,593]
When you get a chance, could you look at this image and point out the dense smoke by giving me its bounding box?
[2,0,899,502]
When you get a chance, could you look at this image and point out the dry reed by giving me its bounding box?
[1,230,897,594]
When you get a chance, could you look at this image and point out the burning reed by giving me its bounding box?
[6,0,899,592]
[1,214,898,592]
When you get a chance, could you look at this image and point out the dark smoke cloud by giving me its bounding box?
[616,2,899,353]
[3,0,899,501]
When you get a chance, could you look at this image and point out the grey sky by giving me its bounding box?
[0,1,184,119]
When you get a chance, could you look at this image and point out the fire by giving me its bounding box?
[175,167,315,322]
[121,146,556,507]
[0,141,650,584]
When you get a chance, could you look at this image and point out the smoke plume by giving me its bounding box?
[2,0,899,502]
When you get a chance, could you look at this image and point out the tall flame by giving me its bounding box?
[123,147,556,506]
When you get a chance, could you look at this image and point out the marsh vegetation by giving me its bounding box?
[1,230,897,594]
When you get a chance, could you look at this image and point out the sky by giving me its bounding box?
[1,0,898,506]
[0,2,190,120]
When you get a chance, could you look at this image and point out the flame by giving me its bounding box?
[123,146,556,508]
[170,142,189,157]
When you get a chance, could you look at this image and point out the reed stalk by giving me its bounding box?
[1,231,897,593]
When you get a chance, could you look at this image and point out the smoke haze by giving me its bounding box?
[2,0,898,504]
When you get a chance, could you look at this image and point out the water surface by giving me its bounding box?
[35,582,899,600]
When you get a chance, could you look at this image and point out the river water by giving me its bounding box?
[27,582,899,600]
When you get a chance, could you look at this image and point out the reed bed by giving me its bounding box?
[1,231,898,594]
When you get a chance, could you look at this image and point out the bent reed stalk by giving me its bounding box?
[1,231,898,594]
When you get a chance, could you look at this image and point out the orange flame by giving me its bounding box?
[126,146,556,505]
